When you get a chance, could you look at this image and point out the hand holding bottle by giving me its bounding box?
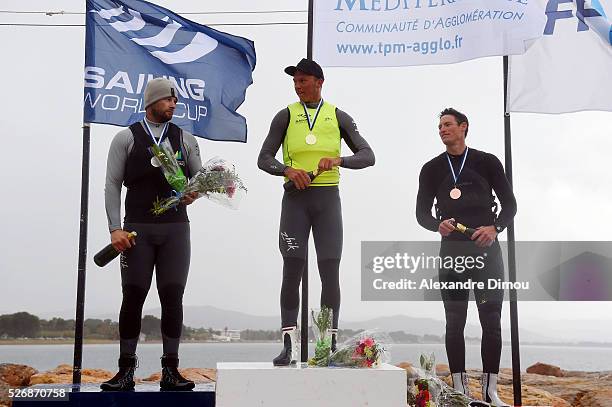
[438,218,456,237]
[111,230,136,252]
[449,219,476,238]
[471,225,497,247]
[283,167,314,191]
[94,231,137,267]
[283,157,340,193]
[449,220,496,247]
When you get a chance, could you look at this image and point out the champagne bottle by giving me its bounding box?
[94,232,137,267]
[283,168,320,193]
[450,220,476,238]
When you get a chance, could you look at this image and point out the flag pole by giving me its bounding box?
[503,55,522,406]
[299,0,315,363]
[72,123,91,387]
[307,0,314,63]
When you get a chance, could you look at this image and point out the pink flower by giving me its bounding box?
[363,337,375,347]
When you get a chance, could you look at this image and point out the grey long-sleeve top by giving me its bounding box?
[104,119,202,232]
[257,103,375,176]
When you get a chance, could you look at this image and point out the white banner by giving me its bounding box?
[508,0,612,113]
[312,0,546,67]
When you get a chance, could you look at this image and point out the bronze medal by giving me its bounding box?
[450,187,461,200]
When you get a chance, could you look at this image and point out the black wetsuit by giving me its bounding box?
[105,119,201,356]
[416,147,517,374]
[258,103,375,330]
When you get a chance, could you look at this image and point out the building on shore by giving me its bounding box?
[212,329,241,342]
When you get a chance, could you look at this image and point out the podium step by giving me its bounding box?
[216,362,407,407]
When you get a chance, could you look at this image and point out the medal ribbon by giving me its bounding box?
[143,119,169,147]
[446,146,469,185]
[301,99,324,132]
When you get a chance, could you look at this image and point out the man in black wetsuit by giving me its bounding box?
[101,78,201,391]
[416,108,516,406]
[258,59,375,366]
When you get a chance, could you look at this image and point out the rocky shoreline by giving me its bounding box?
[1,362,611,406]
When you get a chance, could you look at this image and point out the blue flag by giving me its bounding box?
[84,0,256,142]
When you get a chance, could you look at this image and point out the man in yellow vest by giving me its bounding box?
[258,58,375,366]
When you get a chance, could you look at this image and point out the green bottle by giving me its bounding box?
[283,168,320,193]
[94,232,137,267]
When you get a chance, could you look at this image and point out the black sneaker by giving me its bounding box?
[100,354,137,391]
[159,354,195,391]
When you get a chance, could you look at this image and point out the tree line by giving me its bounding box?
[0,312,453,343]
[0,312,220,341]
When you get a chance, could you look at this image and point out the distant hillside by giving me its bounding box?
[145,305,280,331]
[38,305,572,343]
[130,306,552,342]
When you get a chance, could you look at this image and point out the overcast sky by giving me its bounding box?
[0,0,610,341]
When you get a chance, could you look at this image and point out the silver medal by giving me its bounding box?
[151,156,161,167]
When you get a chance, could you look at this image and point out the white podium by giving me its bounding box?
[215,362,406,407]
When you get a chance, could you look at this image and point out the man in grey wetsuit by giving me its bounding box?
[258,59,375,366]
[101,78,201,391]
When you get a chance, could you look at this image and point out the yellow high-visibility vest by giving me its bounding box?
[283,101,341,186]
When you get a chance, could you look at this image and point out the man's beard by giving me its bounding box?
[151,108,173,123]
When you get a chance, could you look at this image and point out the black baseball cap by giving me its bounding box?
[284,58,324,80]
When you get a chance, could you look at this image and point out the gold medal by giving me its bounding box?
[305,133,317,145]
[302,100,323,146]
[450,187,461,200]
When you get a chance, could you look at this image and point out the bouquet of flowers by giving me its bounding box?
[150,150,247,215]
[308,307,333,367]
[149,138,187,192]
[328,330,390,368]
[407,353,482,407]
[408,375,474,407]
